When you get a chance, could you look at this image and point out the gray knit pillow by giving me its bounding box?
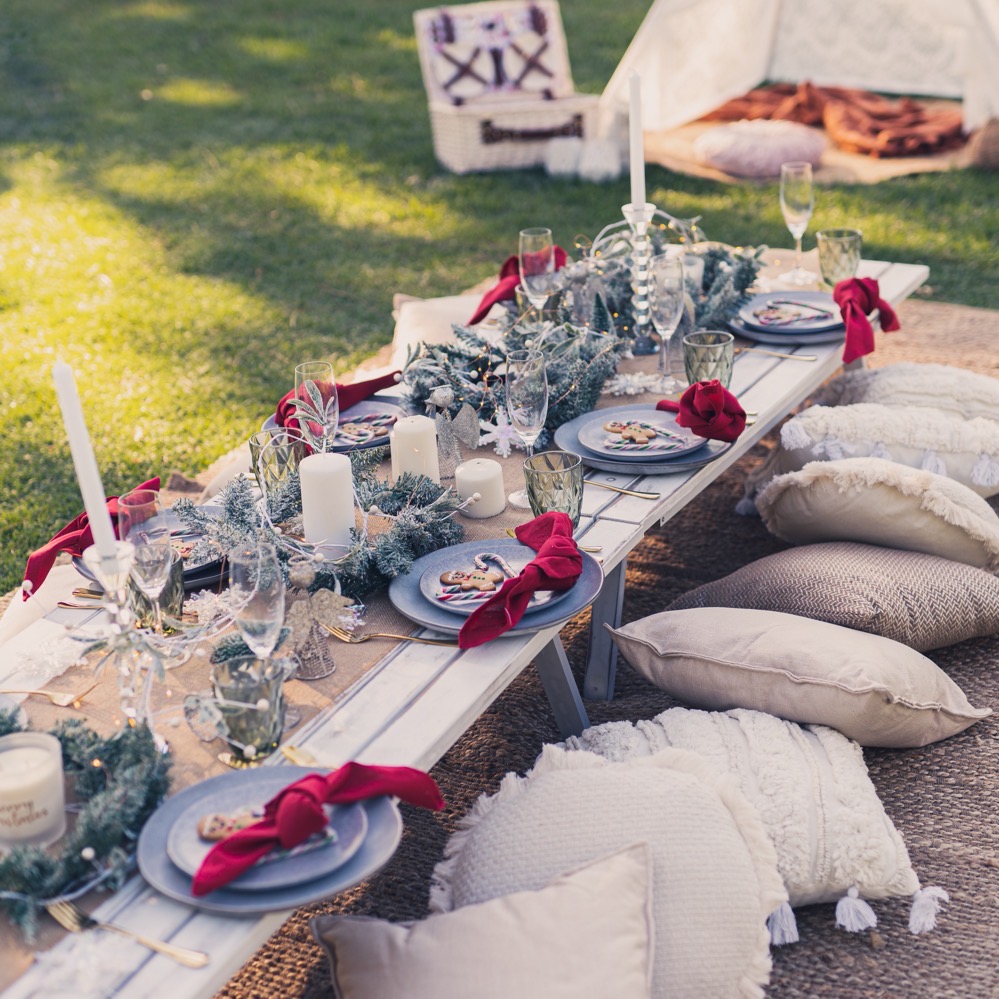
[667,542,999,651]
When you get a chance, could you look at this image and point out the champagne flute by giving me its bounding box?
[519,227,555,332]
[129,541,174,635]
[118,487,170,547]
[649,254,686,396]
[779,161,816,286]
[292,361,339,453]
[505,348,549,509]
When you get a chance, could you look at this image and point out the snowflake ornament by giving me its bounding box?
[478,410,523,458]
[601,372,664,397]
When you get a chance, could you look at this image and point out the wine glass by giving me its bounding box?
[129,541,174,634]
[505,348,549,509]
[779,161,816,286]
[292,361,339,453]
[648,254,686,396]
[118,487,170,547]
[519,227,555,331]
[228,542,286,660]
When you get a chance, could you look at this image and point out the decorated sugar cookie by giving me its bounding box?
[197,808,262,842]
[601,419,687,453]
[439,567,505,592]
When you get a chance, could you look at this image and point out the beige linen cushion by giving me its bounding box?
[607,607,991,748]
[755,457,999,570]
[312,843,655,999]
[810,362,999,419]
[777,404,999,496]
[692,120,825,178]
[430,747,786,999]
[666,541,999,651]
[565,708,919,910]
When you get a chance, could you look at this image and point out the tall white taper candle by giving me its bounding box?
[51,361,118,560]
[629,72,646,209]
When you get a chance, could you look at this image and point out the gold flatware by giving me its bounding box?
[46,900,210,969]
[0,683,98,708]
[735,346,817,361]
[504,528,602,553]
[72,588,104,599]
[586,480,660,500]
[321,623,458,648]
[282,745,330,769]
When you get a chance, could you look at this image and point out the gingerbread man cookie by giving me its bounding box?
[197,808,261,842]
[439,567,505,592]
[340,422,390,442]
[604,420,657,445]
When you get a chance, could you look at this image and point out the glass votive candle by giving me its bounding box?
[0,732,66,850]
[455,458,506,518]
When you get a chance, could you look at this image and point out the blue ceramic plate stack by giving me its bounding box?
[728,291,845,345]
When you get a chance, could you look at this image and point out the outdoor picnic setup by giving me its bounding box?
[2,1,999,997]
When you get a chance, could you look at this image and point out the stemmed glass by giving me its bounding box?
[779,161,816,286]
[128,541,174,635]
[519,227,555,331]
[118,487,173,635]
[505,348,549,509]
[292,361,339,453]
[648,254,686,396]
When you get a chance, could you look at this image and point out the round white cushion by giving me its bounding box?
[693,119,825,178]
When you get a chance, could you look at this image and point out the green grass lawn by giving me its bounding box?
[2,0,997,596]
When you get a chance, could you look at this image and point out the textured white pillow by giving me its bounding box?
[755,457,999,570]
[777,404,999,496]
[431,747,786,999]
[810,362,999,419]
[692,119,825,178]
[312,843,655,999]
[564,708,919,913]
[608,607,991,748]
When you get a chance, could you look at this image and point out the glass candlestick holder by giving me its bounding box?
[621,202,659,356]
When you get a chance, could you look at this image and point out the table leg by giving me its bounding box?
[582,557,626,702]
[535,637,589,738]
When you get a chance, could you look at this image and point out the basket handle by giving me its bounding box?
[481,114,584,145]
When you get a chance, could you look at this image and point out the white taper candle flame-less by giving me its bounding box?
[52,360,118,560]
[629,72,646,210]
[390,415,440,484]
[300,452,355,552]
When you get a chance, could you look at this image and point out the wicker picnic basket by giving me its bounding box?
[413,0,600,174]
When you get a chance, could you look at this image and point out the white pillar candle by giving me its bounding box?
[628,72,646,210]
[455,458,506,519]
[0,733,66,849]
[390,415,440,484]
[300,452,355,551]
[52,361,118,560]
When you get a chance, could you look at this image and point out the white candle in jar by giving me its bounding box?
[390,415,440,484]
[0,733,66,849]
[628,72,646,210]
[300,452,355,551]
[52,361,118,560]
[455,458,506,518]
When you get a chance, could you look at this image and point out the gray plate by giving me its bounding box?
[165,784,368,892]
[575,407,707,462]
[738,291,841,333]
[137,767,402,914]
[418,545,571,618]
[262,400,404,453]
[555,409,733,476]
[389,539,602,636]
[728,316,845,346]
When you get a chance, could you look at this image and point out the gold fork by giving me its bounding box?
[586,480,660,499]
[0,683,98,708]
[503,528,602,553]
[46,899,210,968]
[321,623,458,647]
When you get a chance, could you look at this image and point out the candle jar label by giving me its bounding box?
[0,733,67,849]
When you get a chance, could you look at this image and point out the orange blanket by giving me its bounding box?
[703,81,965,158]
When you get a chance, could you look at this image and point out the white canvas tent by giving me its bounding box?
[602,0,999,133]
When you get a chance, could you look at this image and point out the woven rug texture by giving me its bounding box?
[208,298,998,997]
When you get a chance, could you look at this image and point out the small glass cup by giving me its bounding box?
[523,450,583,529]
[127,547,184,632]
[816,228,862,288]
[249,427,308,496]
[210,656,288,766]
[0,732,67,849]
[683,330,735,388]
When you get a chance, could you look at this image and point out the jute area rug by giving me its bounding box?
[172,301,999,996]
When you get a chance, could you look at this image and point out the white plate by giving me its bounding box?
[575,408,707,460]
[263,400,405,453]
[738,291,841,333]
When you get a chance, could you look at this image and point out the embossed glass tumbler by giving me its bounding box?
[523,450,583,530]
[683,331,735,389]
[816,228,862,288]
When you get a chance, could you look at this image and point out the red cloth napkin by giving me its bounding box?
[22,476,161,600]
[458,512,583,649]
[467,247,568,326]
[833,277,901,365]
[657,381,747,443]
[274,371,402,430]
[191,762,444,896]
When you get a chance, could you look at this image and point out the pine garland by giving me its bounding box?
[0,714,171,941]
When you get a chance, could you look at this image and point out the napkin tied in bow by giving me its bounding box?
[834,277,900,365]
[657,380,747,443]
[458,512,582,649]
[467,247,568,326]
[22,476,161,600]
[191,762,444,896]
[274,371,402,431]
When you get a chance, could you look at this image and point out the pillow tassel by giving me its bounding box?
[781,419,813,451]
[767,900,800,946]
[971,453,999,489]
[817,434,852,460]
[835,886,877,933]
[909,885,949,934]
[869,440,893,461]
[921,449,947,476]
